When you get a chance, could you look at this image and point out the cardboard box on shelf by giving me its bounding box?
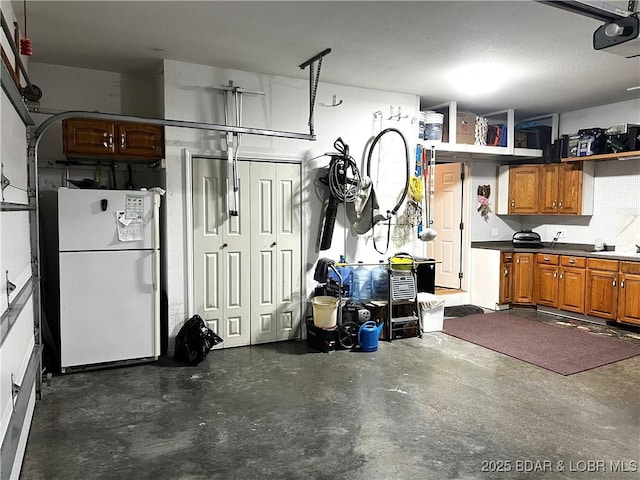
[442,111,477,145]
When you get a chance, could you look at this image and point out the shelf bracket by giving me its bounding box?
[299,48,331,137]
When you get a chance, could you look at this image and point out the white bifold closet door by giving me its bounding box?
[192,159,301,347]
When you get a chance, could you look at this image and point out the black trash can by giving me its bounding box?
[414,257,436,294]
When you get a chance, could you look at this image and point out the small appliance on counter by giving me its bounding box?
[512,230,544,248]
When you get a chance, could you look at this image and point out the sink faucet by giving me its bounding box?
[550,231,561,249]
[636,244,640,254]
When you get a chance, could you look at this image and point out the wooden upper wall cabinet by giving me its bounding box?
[497,162,594,216]
[539,164,583,215]
[63,118,165,161]
[508,165,539,214]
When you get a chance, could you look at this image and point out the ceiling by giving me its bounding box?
[9,1,640,119]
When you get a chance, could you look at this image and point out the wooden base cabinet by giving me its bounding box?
[534,253,558,307]
[586,258,619,320]
[499,252,514,304]
[618,262,640,325]
[558,255,586,314]
[513,253,534,304]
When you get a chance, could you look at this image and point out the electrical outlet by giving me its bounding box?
[558,229,567,238]
[492,228,499,237]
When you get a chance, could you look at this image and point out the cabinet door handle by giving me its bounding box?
[613,280,616,287]
[553,272,557,278]
[621,280,625,288]
[108,133,114,147]
[222,243,228,249]
[560,273,564,280]
[569,259,576,264]
[552,201,556,208]
[559,201,563,208]
[271,241,277,247]
[511,200,515,207]
[121,132,126,148]
[517,258,520,264]
[504,268,508,276]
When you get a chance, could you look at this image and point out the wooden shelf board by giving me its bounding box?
[561,151,640,162]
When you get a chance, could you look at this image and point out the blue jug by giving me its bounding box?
[358,320,384,352]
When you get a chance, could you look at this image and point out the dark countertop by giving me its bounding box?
[471,241,640,261]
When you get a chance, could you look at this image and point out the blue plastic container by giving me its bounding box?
[328,255,353,296]
[351,261,372,302]
[371,260,389,301]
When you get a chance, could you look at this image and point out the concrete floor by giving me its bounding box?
[20,310,640,480]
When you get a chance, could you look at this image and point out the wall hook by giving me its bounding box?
[321,94,343,107]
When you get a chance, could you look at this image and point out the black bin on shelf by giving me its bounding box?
[414,257,436,294]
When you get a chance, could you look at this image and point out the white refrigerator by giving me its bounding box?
[58,187,161,371]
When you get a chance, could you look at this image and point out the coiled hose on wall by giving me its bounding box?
[366,127,410,253]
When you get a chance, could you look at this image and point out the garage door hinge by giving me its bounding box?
[459,272,464,280]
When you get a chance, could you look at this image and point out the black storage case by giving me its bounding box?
[520,126,552,149]
[414,257,436,294]
[305,318,337,352]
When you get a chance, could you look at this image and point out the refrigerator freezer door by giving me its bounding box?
[59,249,157,369]
[58,188,155,251]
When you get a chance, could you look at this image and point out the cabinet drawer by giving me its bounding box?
[620,261,640,274]
[536,253,559,265]
[501,252,513,263]
[561,256,586,268]
[587,258,618,271]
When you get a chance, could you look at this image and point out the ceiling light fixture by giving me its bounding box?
[448,63,512,97]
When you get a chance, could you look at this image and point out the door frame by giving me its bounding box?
[183,148,306,342]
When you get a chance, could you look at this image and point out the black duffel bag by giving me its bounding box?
[174,314,223,364]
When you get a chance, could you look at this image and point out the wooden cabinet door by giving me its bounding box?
[618,263,640,325]
[499,262,513,304]
[513,253,534,304]
[538,165,559,214]
[63,119,116,155]
[586,269,618,319]
[559,267,586,313]
[118,123,165,158]
[558,163,583,215]
[508,166,539,214]
[535,263,558,307]
[618,273,640,325]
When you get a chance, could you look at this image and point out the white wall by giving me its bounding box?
[162,59,420,347]
[520,99,640,246]
[468,160,523,241]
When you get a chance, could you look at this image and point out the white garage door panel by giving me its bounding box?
[1,212,32,308]
[1,94,28,205]
[0,301,35,440]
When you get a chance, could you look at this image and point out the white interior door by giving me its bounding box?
[250,162,301,344]
[427,163,463,289]
[193,159,251,348]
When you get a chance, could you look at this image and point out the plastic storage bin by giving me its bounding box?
[417,293,445,332]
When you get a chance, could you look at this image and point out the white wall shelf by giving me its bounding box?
[421,101,557,161]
